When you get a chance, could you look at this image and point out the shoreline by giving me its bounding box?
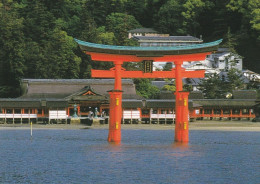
[0,121,260,131]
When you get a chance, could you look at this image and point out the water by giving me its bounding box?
[0,129,259,184]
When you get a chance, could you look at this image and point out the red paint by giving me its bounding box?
[108,90,122,142]
[91,69,205,79]
[86,51,211,62]
[85,50,213,143]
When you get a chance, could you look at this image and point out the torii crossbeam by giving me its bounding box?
[75,39,222,143]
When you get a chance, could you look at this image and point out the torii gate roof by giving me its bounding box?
[74,38,222,57]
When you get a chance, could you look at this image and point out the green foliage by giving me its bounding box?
[96,27,115,45]
[162,62,173,71]
[162,84,176,92]
[161,79,176,92]
[0,2,25,97]
[106,13,141,45]
[0,0,259,97]
[198,74,226,99]
[134,79,160,99]
[199,69,245,99]
[155,0,185,35]
[225,68,245,91]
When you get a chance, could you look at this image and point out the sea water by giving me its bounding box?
[0,129,259,184]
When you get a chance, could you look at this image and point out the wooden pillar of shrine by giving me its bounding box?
[107,61,123,143]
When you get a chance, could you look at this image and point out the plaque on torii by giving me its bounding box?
[75,39,222,143]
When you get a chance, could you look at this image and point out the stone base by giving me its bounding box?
[70,118,80,124]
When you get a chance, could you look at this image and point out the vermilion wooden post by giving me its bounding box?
[108,90,122,142]
[174,61,189,142]
[107,61,123,142]
[174,91,189,142]
[181,92,189,142]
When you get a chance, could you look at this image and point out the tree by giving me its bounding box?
[162,84,176,92]
[84,0,125,26]
[134,79,160,99]
[198,74,226,99]
[125,0,146,25]
[221,27,238,54]
[105,13,141,45]
[155,0,185,35]
[181,0,209,36]
[0,1,25,97]
[162,62,173,71]
[226,0,260,73]
[225,68,245,92]
[155,0,210,36]
[96,26,116,45]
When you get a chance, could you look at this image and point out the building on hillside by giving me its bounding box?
[128,28,244,74]
[206,48,242,71]
[133,35,203,47]
[243,69,260,83]
[128,28,158,39]
[179,48,243,74]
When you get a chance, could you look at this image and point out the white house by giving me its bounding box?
[206,48,242,71]
[128,28,158,39]
[128,28,244,74]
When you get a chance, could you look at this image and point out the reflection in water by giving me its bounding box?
[171,142,189,150]
[0,129,259,184]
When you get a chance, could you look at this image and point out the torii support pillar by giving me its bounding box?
[174,61,189,143]
[175,92,190,142]
[107,61,123,143]
[108,90,122,142]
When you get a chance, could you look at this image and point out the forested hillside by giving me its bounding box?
[0,0,259,97]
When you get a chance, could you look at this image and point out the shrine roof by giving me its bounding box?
[0,98,68,108]
[74,38,222,56]
[193,99,256,107]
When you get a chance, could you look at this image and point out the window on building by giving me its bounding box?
[232,109,240,114]
[161,109,166,114]
[204,109,211,114]
[80,106,89,113]
[223,109,230,114]
[142,110,149,115]
[24,109,32,114]
[6,109,13,114]
[152,109,157,114]
[214,109,221,114]
[242,109,249,114]
[14,109,21,114]
[37,109,43,114]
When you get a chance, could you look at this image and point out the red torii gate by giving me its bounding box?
[75,39,222,143]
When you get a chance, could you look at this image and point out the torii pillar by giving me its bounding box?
[174,61,190,142]
[107,61,123,142]
[74,38,222,143]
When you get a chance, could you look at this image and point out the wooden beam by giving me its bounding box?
[91,69,205,78]
[86,52,211,62]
